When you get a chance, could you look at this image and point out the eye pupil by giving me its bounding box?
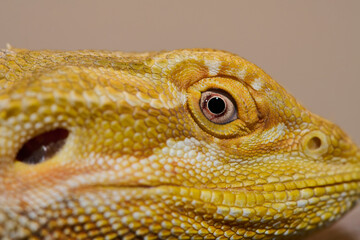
[207,97,226,114]
[199,89,238,125]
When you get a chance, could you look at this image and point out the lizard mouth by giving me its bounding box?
[241,171,360,192]
[78,174,360,229]
[85,171,360,205]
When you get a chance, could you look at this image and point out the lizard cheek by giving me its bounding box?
[15,128,69,164]
[301,130,329,158]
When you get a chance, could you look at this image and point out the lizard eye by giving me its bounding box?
[187,77,259,138]
[200,90,237,124]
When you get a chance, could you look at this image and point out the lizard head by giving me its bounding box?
[0,48,359,239]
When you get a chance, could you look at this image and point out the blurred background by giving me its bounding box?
[1,0,359,239]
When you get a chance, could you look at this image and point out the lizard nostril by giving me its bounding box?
[16,128,69,164]
[307,136,322,150]
[302,130,329,158]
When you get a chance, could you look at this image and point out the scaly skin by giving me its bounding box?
[0,47,359,240]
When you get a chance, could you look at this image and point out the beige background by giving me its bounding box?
[1,0,359,239]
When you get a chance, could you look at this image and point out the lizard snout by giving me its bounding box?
[300,115,360,166]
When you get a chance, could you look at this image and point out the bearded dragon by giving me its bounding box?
[0,47,359,240]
